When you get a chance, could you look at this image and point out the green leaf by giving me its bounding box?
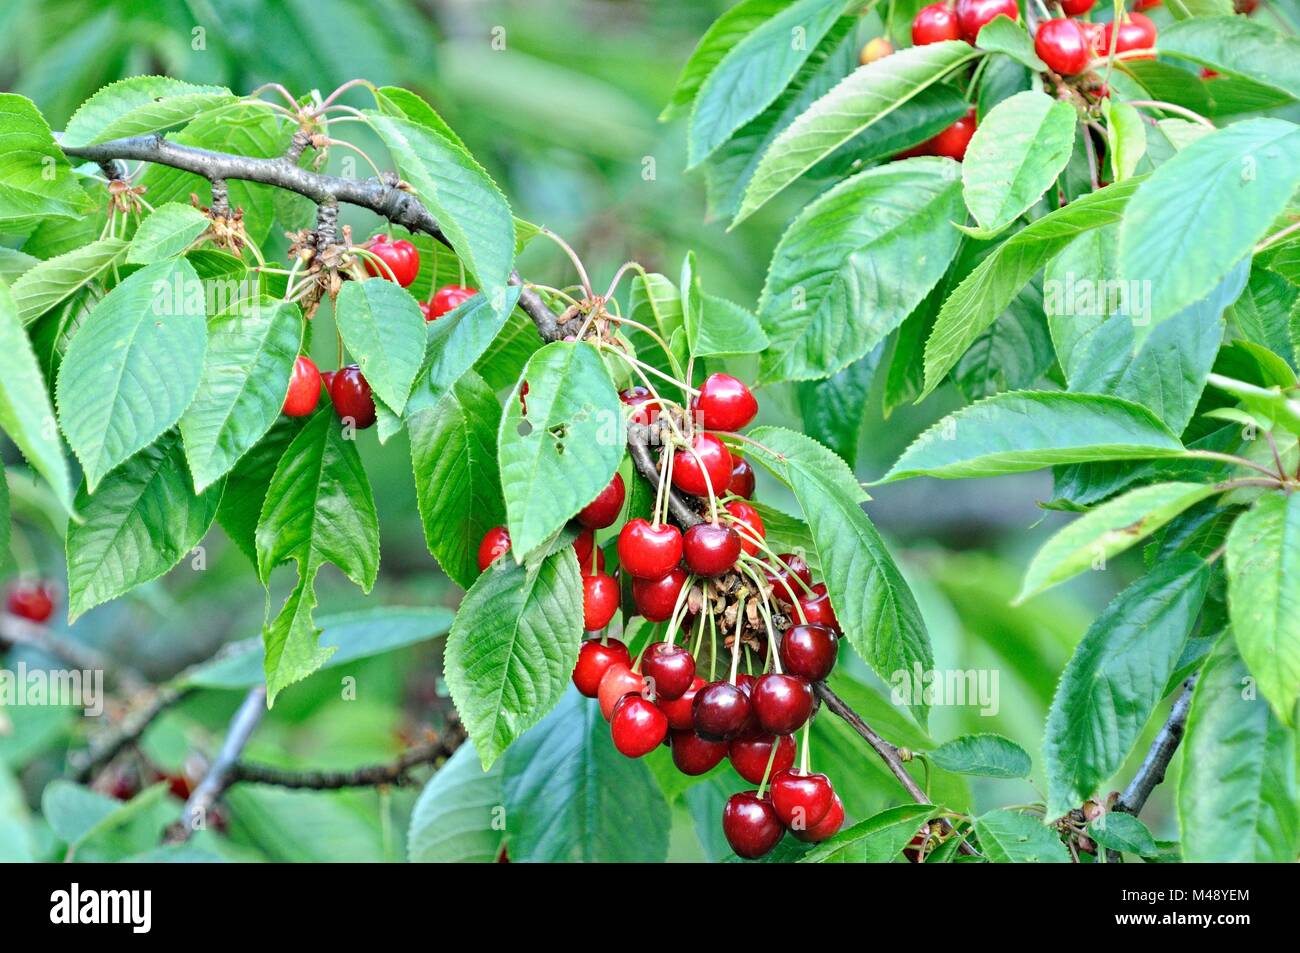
[734,40,981,224]
[661,0,790,120]
[214,416,302,565]
[0,93,92,227]
[1043,556,1210,819]
[795,347,882,465]
[952,277,1052,400]
[65,432,222,621]
[1103,99,1146,183]
[61,76,235,147]
[179,297,302,493]
[1087,812,1158,857]
[374,86,466,150]
[497,342,624,560]
[1159,17,1300,102]
[971,15,1046,71]
[757,157,964,383]
[413,284,523,416]
[408,742,504,863]
[927,734,1031,778]
[1178,633,1299,862]
[1225,493,1300,725]
[881,392,1184,483]
[126,203,211,264]
[1019,482,1219,602]
[9,237,128,326]
[974,809,1070,862]
[56,259,208,492]
[961,91,1077,235]
[800,803,934,863]
[501,689,670,861]
[680,253,767,359]
[446,548,584,769]
[334,278,425,413]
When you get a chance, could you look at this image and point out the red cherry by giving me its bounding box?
[766,553,812,606]
[751,673,814,736]
[929,108,977,161]
[660,676,706,730]
[780,623,839,681]
[728,455,756,499]
[693,373,758,432]
[5,582,54,623]
[363,234,419,287]
[631,567,687,622]
[904,823,933,862]
[577,473,625,529]
[582,573,620,631]
[770,768,835,830]
[418,301,434,322]
[619,385,661,426]
[641,642,696,700]
[477,525,511,571]
[728,733,796,785]
[955,0,1019,44]
[672,434,733,499]
[722,791,784,859]
[617,518,684,579]
[723,500,765,557]
[321,369,336,394]
[430,284,477,319]
[610,694,668,758]
[682,522,741,577]
[1060,0,1095,12]
[598,663,646,720]
[798,583,841,633]
[581,547,607,577]
[282,355,322,417]
[912,2,962,45]
[1035,18,1094,75]
[670,729,728,775]
[572,526,596,568]
[165,773,195,801]
[791,793,845,843]
[330,365,376,429]
[1097,12,1157,57]
[693,680,752,741]
[1134,0,1161,8]
[573,638,630,697]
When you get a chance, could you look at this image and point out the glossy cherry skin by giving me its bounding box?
[729,455,756,499]
[955,0,1019,44]
[363,234,419,287]
[693,680,753,741]
[618,518,684,579]
[798,583,841,633]
[641,642,697,701]
[724,500,765,557]
[320,369,336,394]
[582,573,620,631]
[751,674,814,736]
[728,733,796,785]
[573,526,596,568]
[670,729,728,775]
[660,676,706,730]
[1035,18,1093,75]
[632,568,687,622]
[929,108,977,160]
[765,554,812,606]
[912,2,962,45]
[693,373,758,432]
[770,769,834,830]
[430,284,477,319]
[598,663,647,720]
[1098,12,1157,57]
[722,791,784,859]
[5,582,54,623]
[791,793,845,843]
[1060,0,1095,13]
[580,547,606,577]
[577,473,625,529]
[619,385,661,426]
[780,623,839,681]
[860,36,894,64]
[610,694,668,758]
[283,355,322,417]
[477,525,512,571]
[683,522,742,577]
[572,638,630,697]
[330,365,376,429]
[672,433,733,499]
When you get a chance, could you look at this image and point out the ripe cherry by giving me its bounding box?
[780,623,839,681]
[1134,0,1161,7]
[722,791,784,859]
[860,36,894,64]
[929,108,977,161]
[683,522,742,577]
[660,676,706,730]
[766,553,812,606]
[619,385,661,426]
[790,792,845,843]
[577,473,625,529]
[955,0,1019,44]
[693,680,753,741]
[670,729,728,775]
[5,582,54,623]
[477,526,511,571]
[430,284,477,319]
[912,2,962,45]
[904,823,932,862]
[728,455,756,499]
[573,638,630,697]
[751,673,814,736]
[363,234,420,287]
[672,433,733,499]
[723,500,765,557]
[1036,18,1094,75]
[693,373,758,432]
[283,355,322,417]
[1097,12,1157,58]
[598,663,646,720]
[632,567,687,622]
[641,642,697,700]
[573,526,596,568]
[770,769,835,830]
[330,365,376,429]
[729,733,796,785]
[583,573,620,631]
[321,369,337,394]
[1060,0,1095,12]
[618,519,684,579]
[610,694,668,758]
[581,547,606,577]
[798,583,841,633]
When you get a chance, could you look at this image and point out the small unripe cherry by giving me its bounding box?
[283,355,322,417]
[860,36,894,64]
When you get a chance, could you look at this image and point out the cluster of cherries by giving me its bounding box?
[279,233,479,430]
[478,372,847,858]
[1031,4,1158,78]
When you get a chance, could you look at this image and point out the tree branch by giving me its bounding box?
[231,725,465,790]
[1,612,147,694]
[69,685,194,782]
[1117,675,1197,816]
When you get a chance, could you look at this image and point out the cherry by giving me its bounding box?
[573,638,630,697]
[321,369,336,394]
[693,373,758,432]
[581,547,607,577]
[419,301,435,322]
[619,385,661,426]
[1060,0,1095,12]
[671,433,733,499]
[5,582,54,623]
[618,518,684,579]
[660,676,705,730]
[860,36,894,64]
[955,0,1019,44]
[770,768,834,830]
[683,522,742,577]
[1135,0,1161,7]
[751,673,814,736]
[165,772,195,801]
[283,354,322,417]
[577,473,626,529]
[798,583,841,633]
[631,567,687,622]
[583,573,620,631]
[693,680,752,741]
[598,663,646,720]
[641,642,697,701]
[722,791,784,859]
[430,284,477,319]
[573,526,596,568]
[670,729,728,775]
[791,792,844,843]
[723,500,765,557]
[363,234,419,287]
[1036,18,1093,76]
[780,623,839,681]
[928,108,977,161]
[912,2,962,45]
[477,525,511,571]
[904,823,932,862]
[728,733,796,785]
[765,553,812,606]
[610,694,668,758]
[728,455,756,499]
[1097,12,1157,58]
[330,365,376,429]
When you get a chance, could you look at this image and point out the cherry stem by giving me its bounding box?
[718,431,785,461]
[603,313,686,383]
[349,245,400,284]
[663,573,696,648]
[728,593,747,685]
[678,438,721,522]
[1257,219,1300,254]
[799,718,812,776]
[756,740,781,800]
[742,564,782,675]
[315,78,376,113]
[689,608,706,660]
[1125,99,1215,129]
[538,227,594,298]
[1184,449,1286,480]
[708,605,718,682]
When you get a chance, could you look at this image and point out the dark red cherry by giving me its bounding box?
[577,473,625,529]
[692,373,758,432]
[722,791,784,859]
[912,2,962,45]
[641,643,697,701]
[618,519,684,579]
[363,234,420,287]
[765,553,812,606]
[798,583,840,632]
[631,567,687,622]
[611,694,668,758]
[320,369,336,394]
[724,500,765,557]
[693,681,753,741]
[683,522,742,577]
[728,733,796,785]
[582,573,620,631]
[430,284,477,318]
[619,385,661,426]
[1035,18,1093,75]
[660,676,705,730]
[1061,0,1095,13]
[670,729,728,775]
[573,526,596,568]
[770,769,835,830]
[572,638,630,697]
[791,793,844,843]
[477,525,511,571]
[728,455,756,499]
[330,364,376,429]
[598,663,646,720]
[283,354,322,417]
[955,0,1019,44]
[780,623,838,681]
[672,434,733,499]
[751,673,814,736]
[5,581,54,623]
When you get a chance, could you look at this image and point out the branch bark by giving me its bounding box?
[1117,675,1197,815]
[168,685,266,843]
[231,726,465,790]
